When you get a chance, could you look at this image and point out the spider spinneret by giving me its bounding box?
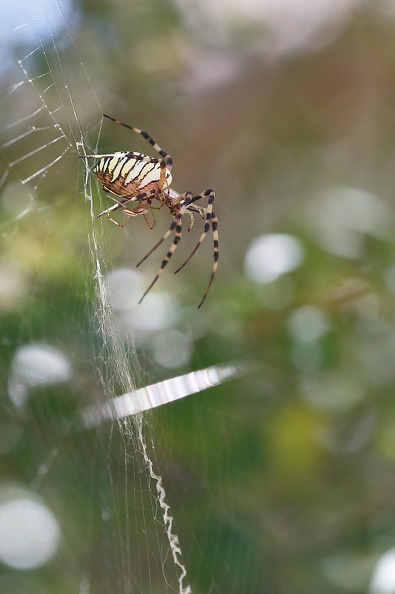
[80,114,218,308]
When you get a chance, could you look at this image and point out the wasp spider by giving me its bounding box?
[81,114,218,308]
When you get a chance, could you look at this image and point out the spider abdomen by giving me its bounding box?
[92,151,172,198]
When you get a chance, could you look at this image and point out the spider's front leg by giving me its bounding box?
[110,202,152,228]
[97,188,160,220]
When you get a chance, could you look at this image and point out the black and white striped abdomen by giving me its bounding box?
[92,151,172,197]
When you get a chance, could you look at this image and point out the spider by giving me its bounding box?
[80,114,218,308]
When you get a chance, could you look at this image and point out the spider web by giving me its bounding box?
[0,2,246,593]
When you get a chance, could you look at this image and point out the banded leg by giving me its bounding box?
[136,192,194,303]
[174,189,219,308]
[102,114,173,171]
[123,202,163,229]
[198,210,219,308]
[105,202,159,228]
[97,188,160,223]
[168,193,197,231]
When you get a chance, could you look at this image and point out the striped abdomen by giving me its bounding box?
[92,151,172,198]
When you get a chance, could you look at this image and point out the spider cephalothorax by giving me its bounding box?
[81,114,218,308]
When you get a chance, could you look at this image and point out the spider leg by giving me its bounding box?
[143,213,154,229]
[97,189,159,218]
[173,189,219,308]
[198,210,219,308]
[167,191,197,231]
[137,192,194,303]
[105,202,150,228]
[174,191,215,272]
[186,211,195,232]
[102,114,173,171]
[136,192,192,267]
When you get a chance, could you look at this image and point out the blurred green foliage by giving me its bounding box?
[2,1,395,593]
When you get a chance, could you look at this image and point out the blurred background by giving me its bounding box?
[2,0,395,592]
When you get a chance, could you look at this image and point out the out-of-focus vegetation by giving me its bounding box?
[2,1,395,593]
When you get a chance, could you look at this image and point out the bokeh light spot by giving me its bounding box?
[0,491,61,570]
[152,330,192,369]
[307,186,391,258]
[288,305,330,342]
[8,343,72,408]
[244,233,303,283]
[370,548,395,594]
